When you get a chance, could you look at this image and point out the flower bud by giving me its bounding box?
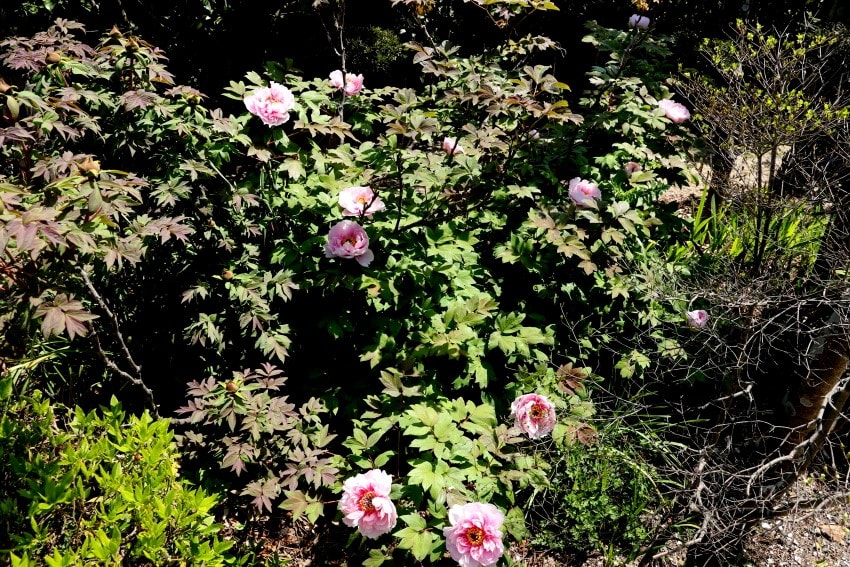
[45,51,62,65]
[78,156,101,178]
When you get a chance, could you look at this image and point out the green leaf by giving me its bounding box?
[363,549,388,567]
[504,506,528,540]
[396,527,435,561]
[0,376,12,401]
[401,513,427,531]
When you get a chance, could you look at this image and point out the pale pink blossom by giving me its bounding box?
[686,309,709,329]
[329,70,364,96]
[568,177,602,208]
[442,137,465,155]
[339,469,397,539]
[325,220,374,267]
[243,82,296,126]
[628,14,650,29]
[511,393,557,439]
[624,161,642,177]
[658,99,691,123]
[338,186,386,217]
[444,502,505,567]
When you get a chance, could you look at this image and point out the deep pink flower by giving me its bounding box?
[243,82,296,126]
[339,469,397,539]
[628,14,650,29]
[329,70,364,96]
[325,220,374,267]
[568,177,602,208]
[624,161,642,177]
[686,309,709,329]
[511,393,557,439]
[444,502,505,567]
[338,186,386,217]
[658,99,691,123]
[442,137,465,155]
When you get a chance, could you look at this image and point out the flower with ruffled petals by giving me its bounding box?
[442,137,465,155]
[339,469,397,539]
[511,393,557,439]
[325,220,374,267]
[568,177,602,208]
[444,502,505,567]
[628,14,650,29]
[624,161,642,177]
[338,186,386,217]
[686,309,709,329]
[330,70,364,96]
[244,82,295,126]
[658,99,691,123]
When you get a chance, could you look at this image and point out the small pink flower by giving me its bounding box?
[511,393,557,439]
[628,14,650,29]
[442,137,465,155]
[244,82,296,126]
[329,70,364,96]
[339,469,397,539]
[658,99,691,123]
[568,177,602,208]
[686,309,709,329]
[624,161,642,177]
[338,186,386,217]
[325,220,375,267]
[444,502,505,567]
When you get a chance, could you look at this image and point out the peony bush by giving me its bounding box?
[0,4,699,564]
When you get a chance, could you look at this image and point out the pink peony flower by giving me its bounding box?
[568,177,602,208]
[658,99,691,123]
[444,502,505,567]
[338,186,386,217]
[686,309,709,329]
[442,137,465,155]
[628,14,650,29]
[243,82,296,126]
[339,469,397,539]
[511,393,557,439]
[624,161,642,177]
[329,70,364,96]
[325,220,375,267]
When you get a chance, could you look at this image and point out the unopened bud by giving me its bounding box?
[45,52,62,65]
[78,156,101,178]
[110,25,123,37]
[0,79,11,94]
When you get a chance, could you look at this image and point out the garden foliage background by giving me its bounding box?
[1,0,850,565]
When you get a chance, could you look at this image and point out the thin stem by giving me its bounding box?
[80,267,157,415]
[393,151,404,232]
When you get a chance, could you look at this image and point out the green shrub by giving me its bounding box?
[0,6,699,563]
[0,376,240,565]
[528,420,670,559]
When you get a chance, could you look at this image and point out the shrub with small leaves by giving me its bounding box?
[0,379,240,565]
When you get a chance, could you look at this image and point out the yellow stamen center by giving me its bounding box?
[465,526,485,546]
[358,491,376,512]
[529,403,546,420]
